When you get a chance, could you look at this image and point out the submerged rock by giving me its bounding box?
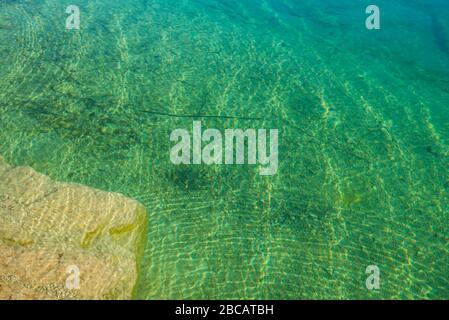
[0,157,147,300]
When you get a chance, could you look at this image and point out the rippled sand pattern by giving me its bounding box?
[0,0,448,299]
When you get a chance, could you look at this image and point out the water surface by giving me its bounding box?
[0,0,448,299]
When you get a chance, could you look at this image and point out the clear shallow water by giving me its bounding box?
[0,0,448,299]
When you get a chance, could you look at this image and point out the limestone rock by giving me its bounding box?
[0,157,147,300]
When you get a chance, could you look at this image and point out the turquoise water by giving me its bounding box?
[0,0,448,299]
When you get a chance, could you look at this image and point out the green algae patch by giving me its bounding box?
[340,193,362,209]
[80,225,104,249]
[130,205,149,300]
[0,236,34,248]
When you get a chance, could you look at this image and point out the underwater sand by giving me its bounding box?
[0,0,448,299]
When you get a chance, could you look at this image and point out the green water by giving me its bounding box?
[0,0,448,299]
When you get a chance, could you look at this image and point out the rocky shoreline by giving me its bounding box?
[0,157,147,300]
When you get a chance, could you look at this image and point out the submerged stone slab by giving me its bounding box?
[0,157,147,300]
